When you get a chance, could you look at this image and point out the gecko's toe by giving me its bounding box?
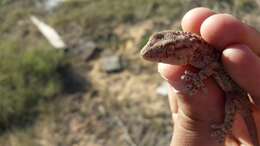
[182,84,199,96]
[211,123,230,144]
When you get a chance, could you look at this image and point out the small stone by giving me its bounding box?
[80,41,98,61]
[44,0,64,11]
[156,82,169,97]
[69,41,98,61]
[84,41,97,50]
[101,55,123,73]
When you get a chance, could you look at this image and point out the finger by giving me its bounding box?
[158,64,179,125]
[181,7,216,34]
[168,80,179,123]
[200,14,260,55]
[222,44,260,106]
[232,111,260,146]
[158,63,224,122]
[158,63,225,146]
[168,85,178,113]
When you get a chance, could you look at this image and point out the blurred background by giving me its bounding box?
[0,0,260,146]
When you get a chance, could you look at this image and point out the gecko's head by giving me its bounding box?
[140,30,195,65]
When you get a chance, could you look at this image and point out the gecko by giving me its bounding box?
[140,30,259,146]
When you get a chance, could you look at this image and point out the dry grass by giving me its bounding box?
[1,0,260,146]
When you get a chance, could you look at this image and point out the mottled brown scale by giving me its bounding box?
[140,30,259,146]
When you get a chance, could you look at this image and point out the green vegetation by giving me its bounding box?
[0,40,64,128]
[0,0,260,146]
[48,0,187,48]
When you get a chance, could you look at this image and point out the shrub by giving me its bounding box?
[0,41,64,127]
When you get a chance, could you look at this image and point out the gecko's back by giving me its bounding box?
[141,31,220,69]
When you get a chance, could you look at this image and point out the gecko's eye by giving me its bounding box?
[153,33,164,40]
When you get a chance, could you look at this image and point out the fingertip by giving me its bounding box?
[158,63,186,82]
[222,44,252,65]
[182,7,215,34]
[200,14,246,49]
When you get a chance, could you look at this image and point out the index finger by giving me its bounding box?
[200,14,260,56]
[182,8,260,55]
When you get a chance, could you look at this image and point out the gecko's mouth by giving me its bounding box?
[140,44,152,60]
[140,37,157,59]
[140,38,178,62]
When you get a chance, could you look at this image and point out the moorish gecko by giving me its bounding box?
[140,30,259,146]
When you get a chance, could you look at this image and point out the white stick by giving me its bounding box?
[30,15,67,49]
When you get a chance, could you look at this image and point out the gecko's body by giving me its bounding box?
[140,30,259,146]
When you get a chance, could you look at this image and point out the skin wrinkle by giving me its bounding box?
[177,109,210,132]
[173,112,221,146]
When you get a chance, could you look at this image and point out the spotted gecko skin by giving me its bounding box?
[140,30,259,146]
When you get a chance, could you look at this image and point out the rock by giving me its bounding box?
[156,82,169,97]
[36,0,65,11]
[101,55,123,73]
[79,41,98,61]
[67,40,100,61]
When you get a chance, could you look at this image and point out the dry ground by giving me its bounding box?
[1,0,260,146]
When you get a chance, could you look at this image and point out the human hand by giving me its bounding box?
[158,7,260,146]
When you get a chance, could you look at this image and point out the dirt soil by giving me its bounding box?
[1,0,260,146]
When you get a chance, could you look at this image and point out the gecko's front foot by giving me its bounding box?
[181,70,206,95]
[211,124,230,144]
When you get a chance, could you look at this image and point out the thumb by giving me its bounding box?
[158,63,225,146]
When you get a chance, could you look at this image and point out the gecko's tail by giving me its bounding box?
[241,108,259,146]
